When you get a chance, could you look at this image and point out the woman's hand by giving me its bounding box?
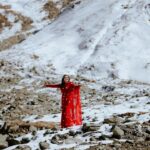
[42,81,48,88]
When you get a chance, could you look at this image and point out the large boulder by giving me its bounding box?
[81,123,100,133]
[0,134,8,149]
[111,125,124,139]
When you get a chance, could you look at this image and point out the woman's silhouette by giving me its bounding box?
[43,74,82,128]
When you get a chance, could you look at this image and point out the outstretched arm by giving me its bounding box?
[43,83,60,88]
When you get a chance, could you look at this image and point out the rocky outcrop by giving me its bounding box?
[0,120,59,135]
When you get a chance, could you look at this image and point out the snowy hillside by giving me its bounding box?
[0,0,150,150]
[0,0,78,50]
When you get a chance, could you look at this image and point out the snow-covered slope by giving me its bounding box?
[0,0,150,83]
[0,0,47,41]
[0,0,78,51]
[0,1,150,149]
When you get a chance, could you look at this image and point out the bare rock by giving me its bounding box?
[98,134,112,140]
[6,137,20,146]
[51,134,63,144]
[43,129,56,136]
[14,145,32,150]
[29,125,37,132]
[39,141,49,150]
[145,127,150,134]
[102,85,115,92]
[111,125,124,139]
[21,137,30,144]
[69,130,76,136]
[0,134,8,149]
[89,136,97,141]
[103,116,124,124]
[81,123,100,133]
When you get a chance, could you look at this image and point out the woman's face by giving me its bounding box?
[63,75,70,83]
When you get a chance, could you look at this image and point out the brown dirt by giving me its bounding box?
[0,13,12,32]
[43,0,77,20]
[63,0,76,7]
[43,1,60,20]
[5,9,33,31]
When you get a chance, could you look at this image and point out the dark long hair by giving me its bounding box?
[60,74,70,88]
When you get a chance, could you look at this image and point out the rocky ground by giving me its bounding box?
[0,60,150,149]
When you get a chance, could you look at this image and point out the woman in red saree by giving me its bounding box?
[44,75,82,128]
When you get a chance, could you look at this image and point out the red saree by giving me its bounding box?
[44,81,82,128]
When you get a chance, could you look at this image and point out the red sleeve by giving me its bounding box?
[44,84,60,88]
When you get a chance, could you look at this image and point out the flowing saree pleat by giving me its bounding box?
[73,86,82,125]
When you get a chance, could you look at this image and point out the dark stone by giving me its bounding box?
[27,101,35,105]
[6,137,20,146]
[44,129,55,136]
[81,123,100,133]
[32,130,37,136]
[51,135,60,144]
[89,136,97,141]
[102,85,115,92]
[14,145,31,150]
[62,133,69,139]
[76,131,82,135]
[69,130,76,136]
[7,105,16,111]
[145,135,150,141]
[146,128,150,134]
[31,136,38,141]
[21,137,30,144]
[33,30,40,35]
[99,135,107,140]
